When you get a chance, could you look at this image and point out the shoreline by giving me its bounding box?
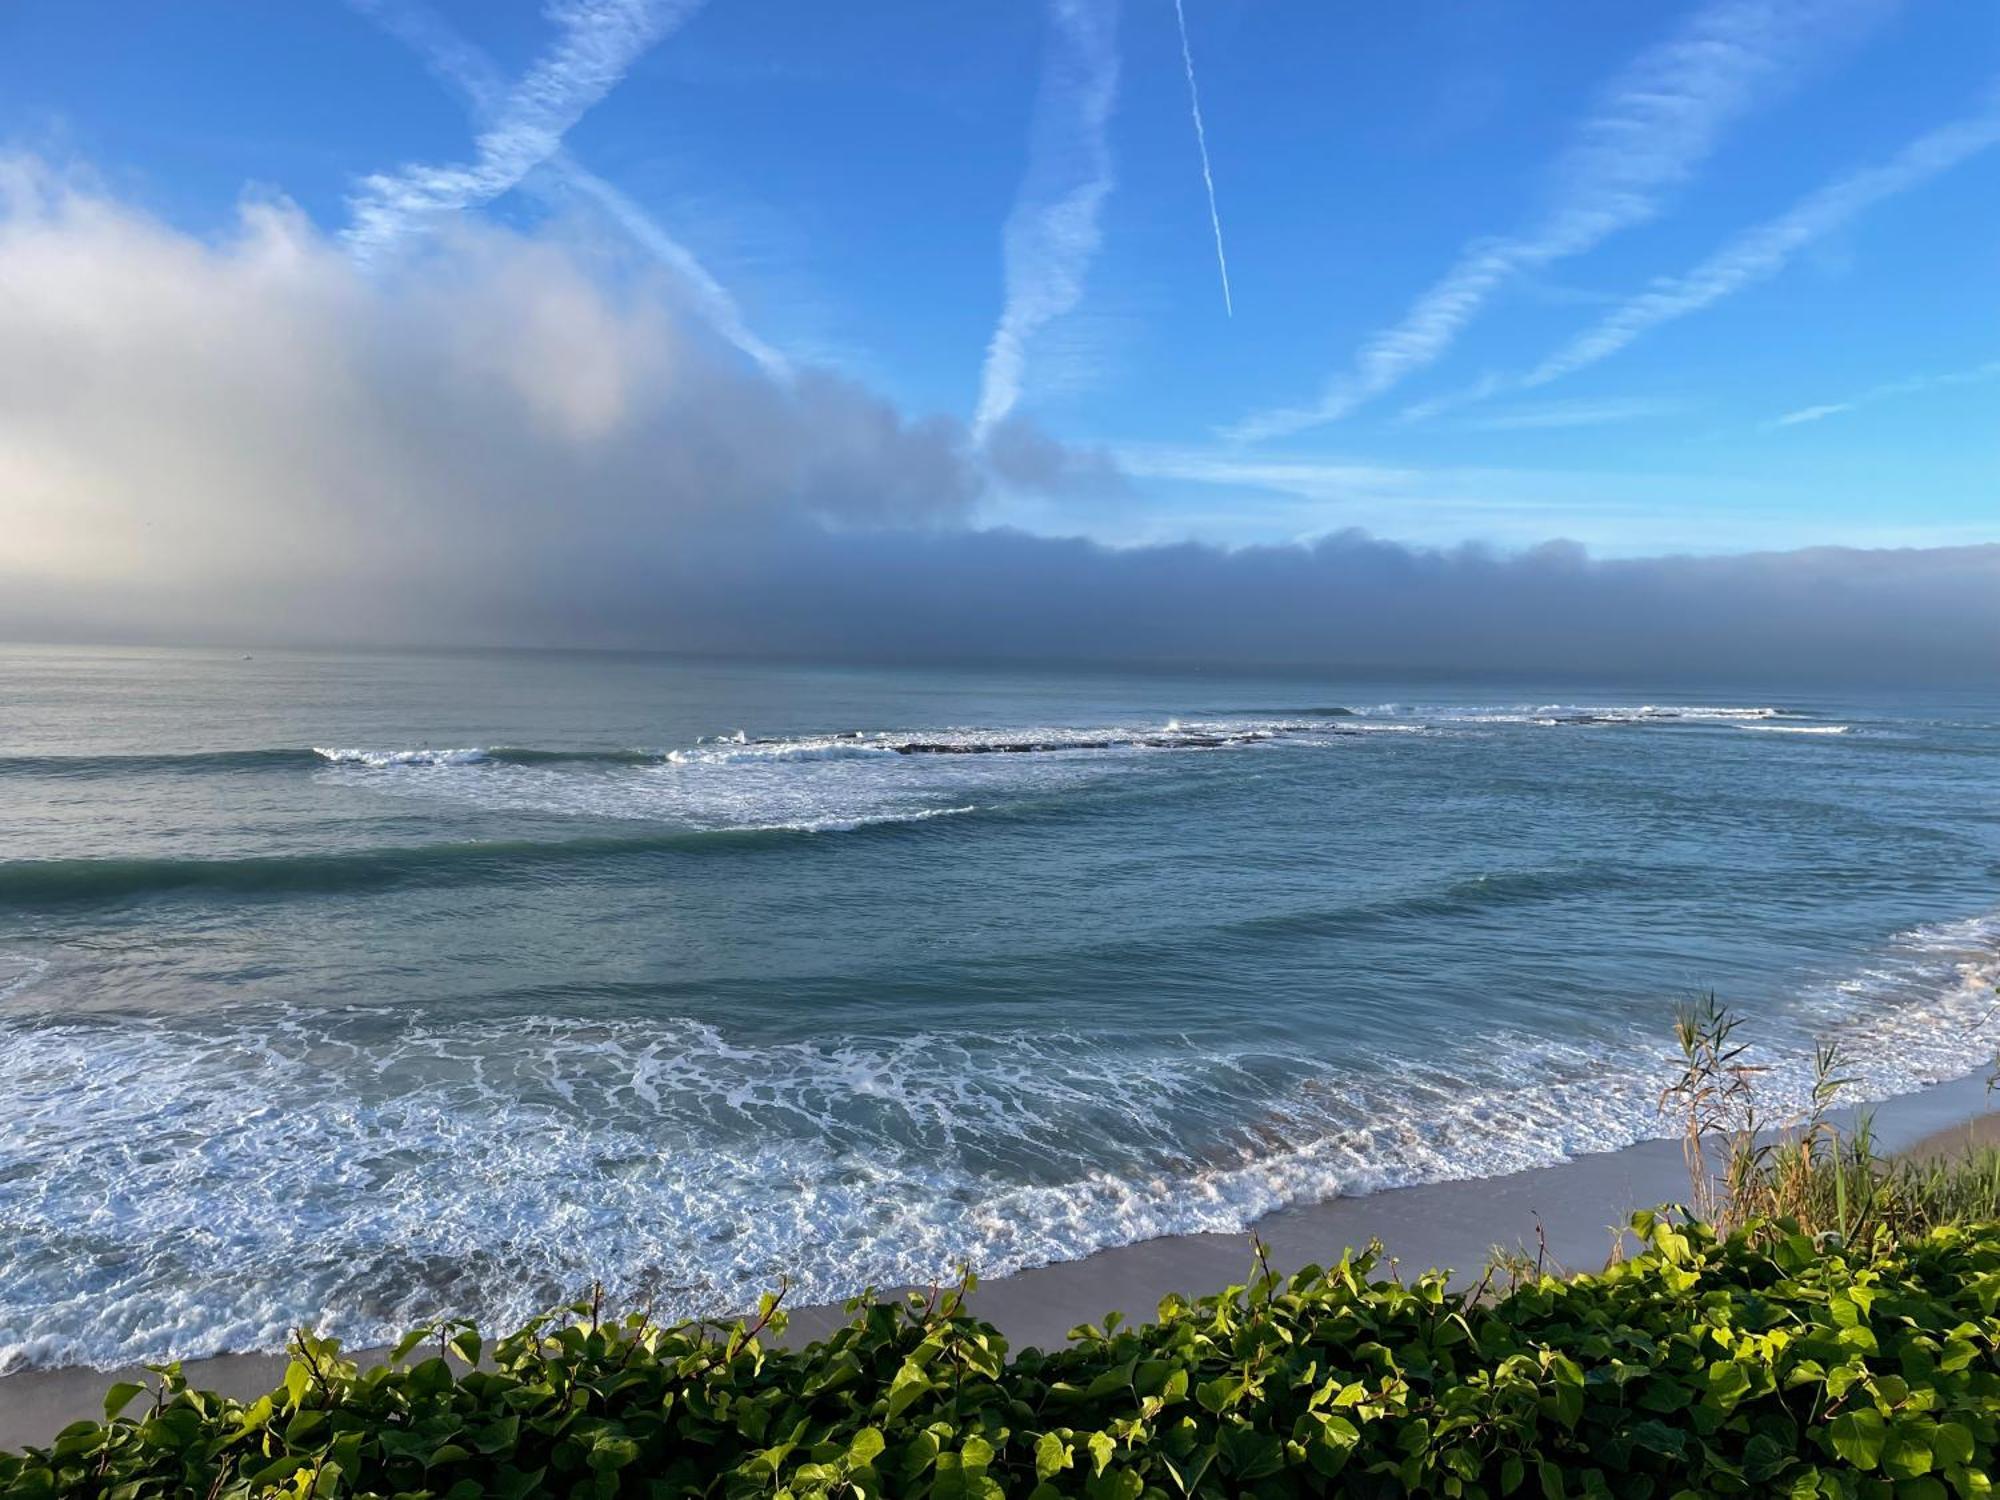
[2,1066,1992,1448]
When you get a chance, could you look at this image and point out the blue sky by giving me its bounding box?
[1,0,1995,558]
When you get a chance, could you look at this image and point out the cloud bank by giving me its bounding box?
[2,157,1995,686]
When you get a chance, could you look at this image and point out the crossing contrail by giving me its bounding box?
[344,0,701,263]
[349,0,788,379]
[1173,0,1232,316]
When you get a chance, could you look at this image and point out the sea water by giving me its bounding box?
[0,643,1996,1371]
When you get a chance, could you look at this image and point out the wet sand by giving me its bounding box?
[4,1068,1993,1449]
[1902,1100,2000,1161]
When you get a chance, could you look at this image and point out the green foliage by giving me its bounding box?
[7,1215,2000,1498]
[1750,1123,2000,1246]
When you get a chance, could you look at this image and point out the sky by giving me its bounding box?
[0,0,1996,677]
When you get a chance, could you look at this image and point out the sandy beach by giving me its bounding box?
[1902,1102,2000,1161]
[5,1065,1991,1450]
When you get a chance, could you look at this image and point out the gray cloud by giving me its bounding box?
[1,157,1994,686]
[555,530,2000,686]
[980,415,1128,498]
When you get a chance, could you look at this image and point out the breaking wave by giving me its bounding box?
[1,906,1993,1373]
[0,703,1837,787]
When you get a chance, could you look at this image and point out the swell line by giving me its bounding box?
[0,746,680,779]
[0,748,321,778]
[0,812,983,908]
[1062,862,1665,972]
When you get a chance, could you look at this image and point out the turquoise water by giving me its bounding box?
[1,643,1997,1371]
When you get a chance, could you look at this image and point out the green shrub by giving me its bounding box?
[6,1212,1999,1499]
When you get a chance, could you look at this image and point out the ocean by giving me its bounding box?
[1,642,1996,1373]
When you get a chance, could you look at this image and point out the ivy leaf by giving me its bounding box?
[1827,1408,1886,1470]
[1035,1432,1072,1480]
[885,1359,933,1420]
[847,1427,886,1468]
[1217,1426,1284,1481]
[1705,1361,1751,1410]
[1088,1429,1116,1475]
[101,1382,145,1421]
[1881,1428,1933,1480]
[1934,1421,1974,1466]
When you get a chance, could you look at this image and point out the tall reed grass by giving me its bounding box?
[1659,991,2000,1244]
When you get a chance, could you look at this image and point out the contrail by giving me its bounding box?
[1518,92,2000,390]
[1228,0,1901,441]
[343,0,701,263]
[971,0,1121,442]
[1172,0,1231,316]
[349,0,787,379]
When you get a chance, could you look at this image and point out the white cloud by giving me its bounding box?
[1231,0,1895,441]
[1768,357,2000,427]
[1460,395,1685,431]
[1772,402,1852,427]
[972,0,1121,441]
[1097,439,2000,555]
[0,156,976,637]
[1104,444,1787,553]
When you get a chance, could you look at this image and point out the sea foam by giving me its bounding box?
[2,908,1994,1374]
